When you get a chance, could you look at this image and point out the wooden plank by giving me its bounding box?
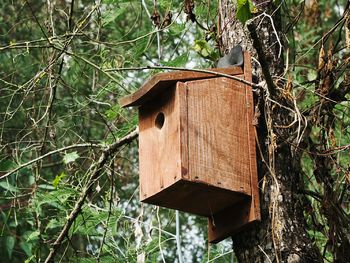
[138,85,182,200]
[186,77,251,197]
[119,67,243,108]
[139,80,252,216]
[142,180,249,216]
[207,52,261,243]
[138,80,248,216]
[177,82,189,180]
[208,199,255,243]
[244,51,261,221]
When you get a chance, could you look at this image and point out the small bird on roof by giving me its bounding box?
[217,45,244,68]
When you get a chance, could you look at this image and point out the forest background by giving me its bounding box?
[0,0,349,262]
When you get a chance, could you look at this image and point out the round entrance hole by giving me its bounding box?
[155,112,165,129]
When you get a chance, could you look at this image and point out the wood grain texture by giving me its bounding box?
[177,82,189,180]
[186,77,251,197]
[119,67,243,107]
[208,199,254,243]
[208,52,260,243]
[244,51,261,222]
[139,78,251,216]
[139,80,249,216]
[139,75,257,217]
[138,85,182,200]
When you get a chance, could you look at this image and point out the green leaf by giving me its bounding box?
[106,113,138,143]
[20,242,33,257]
[102,8,125,26]
[26,230,40,242]
[236,0,253,24]
[24,255,35,263]
[6,236,15,259]
[132,36,149,57]
[193,39,217,59]
[0,181,19,192]
[307,69,317,81]
[79,258,96,263]
[105,104,122,121]
[45,218,64,230]
[0,159,14,170]
[52,172,67,188]
[162,53,189,67]
[169,23,186,36]
[63,151,79,164]
[37,184,55,190]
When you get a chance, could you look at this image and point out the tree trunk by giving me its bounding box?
[218,1,323,262]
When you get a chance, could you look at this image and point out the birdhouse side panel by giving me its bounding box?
[185,77,252,196]
[138,85,187,201]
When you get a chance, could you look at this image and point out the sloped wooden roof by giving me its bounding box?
[119,67,243,107]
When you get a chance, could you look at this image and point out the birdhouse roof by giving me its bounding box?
[119,67,243,107]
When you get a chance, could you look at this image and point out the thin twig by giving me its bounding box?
[254,12,282,58]
[207,249,233,262]
[258,245,273,263]
[142,0,162,61]
[156,207,166,263]
[59,49,129,93]
[0,143,102,180]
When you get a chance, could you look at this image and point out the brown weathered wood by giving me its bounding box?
[138,85,182,200]
[186,76,251,196]
[144,181,249,216]
[208,52,260,243]
[177,82,189,180]
[119,67,243,107]
[208,199,253,243]
[244,51,261,222]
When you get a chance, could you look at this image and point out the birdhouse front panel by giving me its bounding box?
[138,84,187,203]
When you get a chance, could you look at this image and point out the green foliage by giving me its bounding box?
[162,52,189,67]
[236,0,255,24]
[52,172,67,188]
[0,181,20,193]
[63,152,80,164]
[5,236,15,259]
[193,39,218,61]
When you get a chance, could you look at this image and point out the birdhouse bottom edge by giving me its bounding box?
[140,179,250,217]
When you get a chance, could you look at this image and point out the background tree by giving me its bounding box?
[0,0,349,262]
[219,0,348,262]
[217,0,349,262]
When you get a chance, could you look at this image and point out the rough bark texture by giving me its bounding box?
[218,1,323,262]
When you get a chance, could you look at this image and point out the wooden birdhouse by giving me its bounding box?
[119,52,260,243]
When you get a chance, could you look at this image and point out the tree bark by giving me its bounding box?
[218,1,323,262]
